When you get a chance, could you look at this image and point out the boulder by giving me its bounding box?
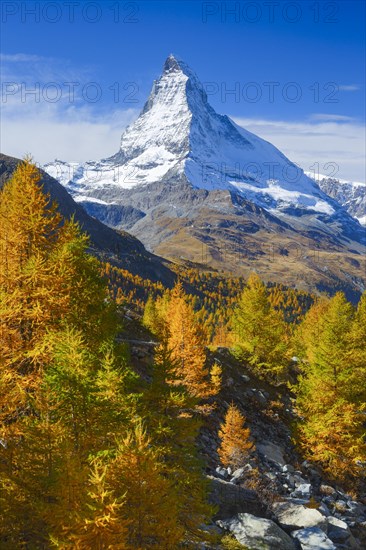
[208,476,266,519]
[217,513,296,550]
[230,465,252,484]
[283,464,296,474]
[292,527,336,549]
[318,502,331,517]
[273,501,327,531]
[326,516,358,547]
[290,483,312,498]
[257,441,286,468]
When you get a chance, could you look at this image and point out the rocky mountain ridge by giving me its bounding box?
[306,172,366,226]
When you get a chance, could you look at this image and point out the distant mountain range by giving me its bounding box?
[39,55,366,298]
[305,172,366,226]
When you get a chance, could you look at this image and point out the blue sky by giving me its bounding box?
[1,0,365,180]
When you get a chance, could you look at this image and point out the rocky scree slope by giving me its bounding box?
[121,312,366,550]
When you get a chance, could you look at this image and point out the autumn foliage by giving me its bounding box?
[0,160,213,548]
[218,404,253,469]
[1,159,364,547]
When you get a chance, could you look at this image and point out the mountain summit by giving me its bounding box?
[46,55,333,214]
[44,56,366,298]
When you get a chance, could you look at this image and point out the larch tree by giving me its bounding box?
[165,281,219,398]
[295,292,365,485]
[347,292,366,406]
[0,160,129,547]
[218,404,253,469]
[141,341,215,545]
[107,422,184,549]
[292,296,330,364]
[0,159,217,547]
[232,273,288,380]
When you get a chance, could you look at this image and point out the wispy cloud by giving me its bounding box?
[1,52,364,182]
[0,52,140,163]
[309,113,355,122]
[339,84,360,92]
[1,106,138,164]
[232,116,365,182]
[0,53,45,63]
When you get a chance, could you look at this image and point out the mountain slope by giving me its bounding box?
[0,154,174,285]
[44,56,366,298]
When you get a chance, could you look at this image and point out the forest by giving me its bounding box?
[0,160,365,549]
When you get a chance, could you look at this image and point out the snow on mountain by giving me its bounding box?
[305,171,366,225]
[44,55,337,218]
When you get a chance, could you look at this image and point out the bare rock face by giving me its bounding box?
[313,175,366,224]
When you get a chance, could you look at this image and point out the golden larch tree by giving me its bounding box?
[166,282,218,398]
[218,404,253,469]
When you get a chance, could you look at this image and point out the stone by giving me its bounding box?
[326,516,357,546]
[292,527,336,549]
[285,474,296,488]
[273,501,327,531]
[208,476,266,519]
[318,502,331,517]
[322,496,336,507]
[215,466,229,480]
[282,464,295,474]
[293,474,308,486]
[290,483,312,498]
[346,500,366,517]
[217,513,297,550]
[241,374,250,382]
[231,465,252,484]
[334,500,348,513]
[255,390,268,406]
[257,441,286,468]
[320,484,337,497]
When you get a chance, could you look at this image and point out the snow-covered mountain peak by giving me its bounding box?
[163,53,193,76]
[45,56,349,218]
